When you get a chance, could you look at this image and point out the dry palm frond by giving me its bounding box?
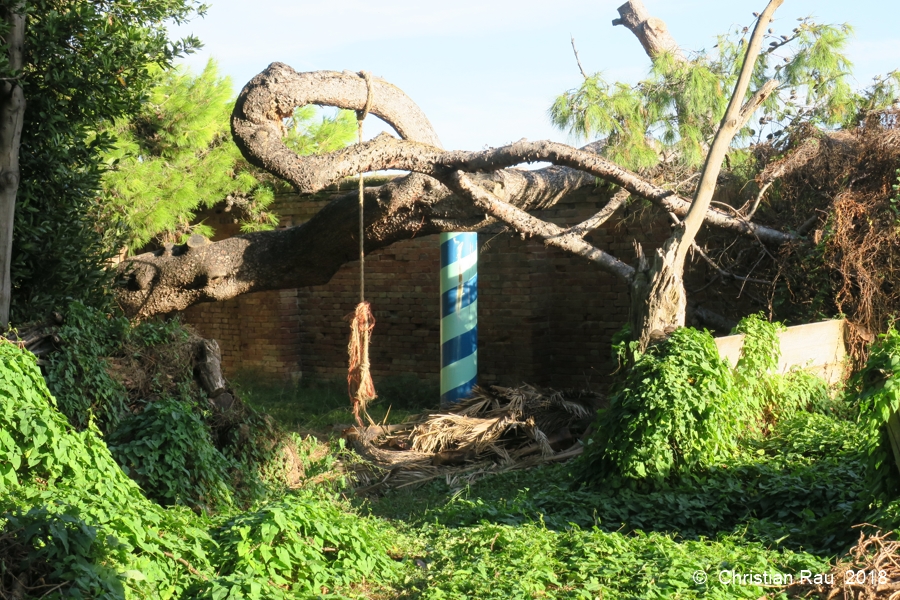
[343,383,603,492]
[787,528,900,599]
[410,414,505,454]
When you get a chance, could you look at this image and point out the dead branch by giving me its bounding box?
[566,188,630,238]
[570,35,589,79]
[612,0,686,62]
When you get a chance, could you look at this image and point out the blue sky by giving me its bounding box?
[168,0,900,152]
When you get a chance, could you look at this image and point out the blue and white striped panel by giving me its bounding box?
[440,232,477,404]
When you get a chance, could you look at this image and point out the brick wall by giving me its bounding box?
[181,183,672,388]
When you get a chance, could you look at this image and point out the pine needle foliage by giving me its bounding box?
[7,0,206,322]
[284,105,358,157]
[98,60,357,252]
[550,16,900,171]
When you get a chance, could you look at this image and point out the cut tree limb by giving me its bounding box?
[612,0,686,62]
[737,79,779,132]
[2,311,63,357]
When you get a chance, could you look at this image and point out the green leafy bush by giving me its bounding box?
[387,412,869,556]
[43,302,291,510]
[44,301,199,433]
[584,327,739,480]
[0,507,125,598]
[107,398,234,512]
[583,316,835,483]
[732,314,835,426]
[0,335,883,598]
[0,340,216,598]
[398,520,828,599]
[43,302,131,431]
[848,326,900,496]
[1,340,405,598]
[190,489,399,599]
[10,0,205,322]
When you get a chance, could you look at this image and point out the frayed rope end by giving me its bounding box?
[347,301,377,427]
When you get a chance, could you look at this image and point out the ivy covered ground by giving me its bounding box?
[2,306,899,599]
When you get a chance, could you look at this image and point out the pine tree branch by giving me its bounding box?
[446,171,637,283]
[565,187,629,238]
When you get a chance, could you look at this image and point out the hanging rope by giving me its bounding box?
[347,71,376,427]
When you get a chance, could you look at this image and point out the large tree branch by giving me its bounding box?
[438,140,795,245]
[117,54,796,319]
[566,188,629,238]
[232,63,794,245]
[676,0,782,268]
[239,124,795,246]
[446,171,636,282]
[231,63,443,191]
[115,166,596,318]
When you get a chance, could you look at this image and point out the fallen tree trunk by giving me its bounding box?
[2,311,63,358]
[117,65,795,319]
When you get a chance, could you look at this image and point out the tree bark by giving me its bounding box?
[612,0,686,62]
[195,338,226,397]
[630,0,783,350]
[115,165,596,318]
[116,59,796,319]
[0,2,25,328]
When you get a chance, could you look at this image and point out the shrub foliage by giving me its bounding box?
[583,315,834,482]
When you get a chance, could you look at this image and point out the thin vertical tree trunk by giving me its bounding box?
[631,0,783,350]
[0,1,25,328]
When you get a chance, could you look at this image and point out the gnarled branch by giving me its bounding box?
[116,54,797,319]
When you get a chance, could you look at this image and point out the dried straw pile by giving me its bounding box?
[344,384,602,491]
[789,529,900,599]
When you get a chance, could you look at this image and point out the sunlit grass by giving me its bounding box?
[233,371,439,432]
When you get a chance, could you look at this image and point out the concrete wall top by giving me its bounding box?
[714,319,848,385]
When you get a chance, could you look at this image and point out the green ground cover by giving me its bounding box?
[2,308,898,599]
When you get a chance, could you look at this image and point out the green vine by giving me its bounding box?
[848,326,900,496]
[583,315,833,483]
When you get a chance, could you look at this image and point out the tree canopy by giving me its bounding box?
[97,59,357,253]
[3,0,206,323]
[551,16,900,172]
